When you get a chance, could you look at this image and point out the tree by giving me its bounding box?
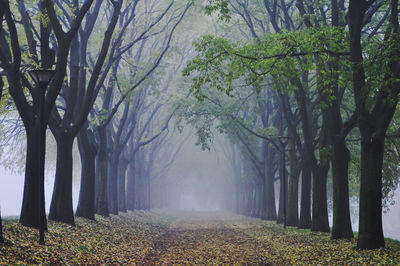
[349,0,400,249]
[47,0,122,224]
[0,0,93,229]
[0,208,3,244]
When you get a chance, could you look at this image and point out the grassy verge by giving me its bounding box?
[235,220,400,265]
[0,211,167,264]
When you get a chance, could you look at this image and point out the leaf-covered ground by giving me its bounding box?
[1,209,399,264]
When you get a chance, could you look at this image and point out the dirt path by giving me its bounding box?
[142,212,273,265]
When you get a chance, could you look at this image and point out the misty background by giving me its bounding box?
[1,127,400,241]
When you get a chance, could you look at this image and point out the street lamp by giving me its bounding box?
[28,69,56,245]
[278,135,288,229]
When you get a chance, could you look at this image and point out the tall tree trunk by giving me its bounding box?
[107,154,119,215]
[126,161,136,211]
[311,158,330,232]
[357,131,385,248]
[293,81,314,229]
[277,160,285,224]
[254,178,262,218]
[118,159,128,212]
[287,137,299,226]
[20,126,46,229]
[95,127,109,216]
[311,127,330,232]
[134,154,144,210]
[299,157,311,229]
[48,132,75,225]
[146,174,151,210]
[75,128,96,220]
[0,208,4,243]
[331,140,353,238]
[262,142,277,220]
[245,183,252,216]
[251,181,258,217]
[315,51,354,238]
[263,168,277,220]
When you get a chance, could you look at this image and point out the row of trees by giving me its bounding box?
[180,0,400,250]
[0,0,192,240]
[1,0,399,252]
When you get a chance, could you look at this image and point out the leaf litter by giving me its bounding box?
[1,209,399,264]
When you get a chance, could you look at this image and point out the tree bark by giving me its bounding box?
[287,136,299,226]
[263,168,277,220]
[311,157,330,232]
[262,141,277,220]
[357,130,385,248]
[311,126,330,232]
[118,158,128,212]
[95,127,109,216]
[75,128,96,220]
[19,126,46,229]
[277,159,284,224]
[0,209,4,243]
[330,140,354,238]
[48,132,75,225]
[107,153,119,215]
[126,161,136,211]
[298,157,311,229]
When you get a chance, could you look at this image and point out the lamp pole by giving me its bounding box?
[278,136,288,229]
[28,69,56,245]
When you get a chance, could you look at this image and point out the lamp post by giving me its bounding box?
[278,135,288,229]
[28,69,56,245]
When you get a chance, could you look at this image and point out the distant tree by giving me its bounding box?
[0,208,3,244]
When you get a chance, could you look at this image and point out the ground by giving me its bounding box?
[1,209,399,264]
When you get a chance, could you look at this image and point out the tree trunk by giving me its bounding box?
[262,142,277,220]
[245,183,252,216]
[0,209,4,243]
[277,162,284,224]
[20,127,46,229]
[311,158,330,232]
[331,140,354,238]
[107,154,119,215]
[75,128,96,220]
[253,179,262,218]
[48,132,75,225]
[357,132,385,249]
[95,128,109,217]
[118,159,128,212]
[263,169,277,220]
[147,175,151,210]
[250,182,257,217]
[287,137,299,226]
[126,162,136,211]
[299,157,311,229]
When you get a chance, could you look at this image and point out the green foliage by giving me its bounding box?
[363,34,400,112]
[183,26,349,101]
[204,0,230,21]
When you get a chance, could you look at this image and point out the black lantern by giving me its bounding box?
[278,135,289,146]
[28,69,56,245]
[28,69,56,89]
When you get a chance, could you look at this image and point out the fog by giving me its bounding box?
[1,127,400,241]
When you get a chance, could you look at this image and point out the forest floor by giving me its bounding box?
[1,209,399,265]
